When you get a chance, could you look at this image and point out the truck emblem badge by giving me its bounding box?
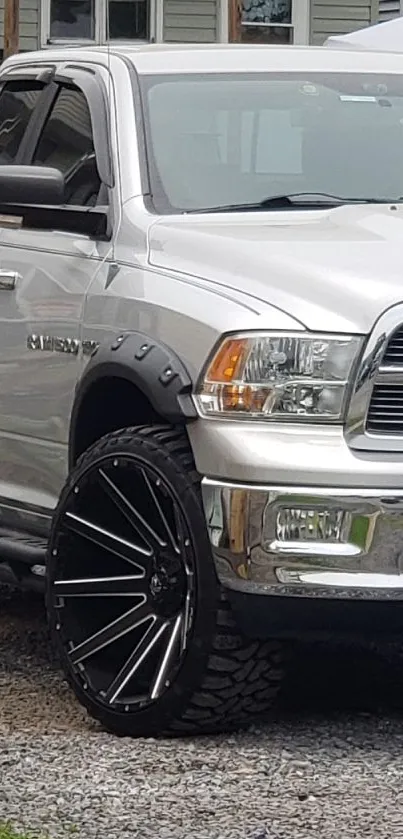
[27,335,99,356]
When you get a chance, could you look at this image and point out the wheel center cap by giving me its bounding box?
[148,560,186,618]
[150,573,164,596]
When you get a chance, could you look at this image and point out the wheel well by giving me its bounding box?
[71,377,165,465]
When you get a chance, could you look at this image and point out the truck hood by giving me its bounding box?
[148,203,403,334]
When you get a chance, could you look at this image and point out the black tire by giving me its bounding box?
[46,425,285,737]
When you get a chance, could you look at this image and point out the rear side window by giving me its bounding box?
[33,85,95,173]
[0,81,44,164]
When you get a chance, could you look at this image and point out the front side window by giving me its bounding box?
[0,82,44,164]
[34,85,94,171]
[33,85,101,206]
[141,72,403,213]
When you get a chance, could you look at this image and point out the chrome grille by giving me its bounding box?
[382,326,403,366]
[366,325,403,436]
[367,384,403,434]
[346,305,403,452]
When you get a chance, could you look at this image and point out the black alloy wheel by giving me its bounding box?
[47,426,284,737]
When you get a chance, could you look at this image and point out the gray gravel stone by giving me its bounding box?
[2,586,403,839]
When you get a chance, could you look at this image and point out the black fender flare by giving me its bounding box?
[69,331,198,467]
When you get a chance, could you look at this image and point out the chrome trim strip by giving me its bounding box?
[346,303,403,452]
[0,497,52,519]
[375,370,403,385]
[378,365,403,376]
[201,478,403,600]
[0,497,52,536]
[202,477,403,498]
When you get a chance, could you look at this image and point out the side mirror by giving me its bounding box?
[0,165,64,205]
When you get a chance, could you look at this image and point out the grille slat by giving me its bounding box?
[372,399,403,414]
[381,326,403,366]
[369,418,403,425]
[370,396,403,403]
[369,413,403,419]
[367,327,403,433]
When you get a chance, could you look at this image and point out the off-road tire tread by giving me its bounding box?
[47,425,284,737]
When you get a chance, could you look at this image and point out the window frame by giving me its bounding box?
[225,0,310,45]
[11,65,115,192]
[40,0,158,47]
[0,62,115,237]
[141,68,403,215]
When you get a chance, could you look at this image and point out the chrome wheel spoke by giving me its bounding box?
[64,512,151,572]
[69,598,150,665]
[98,468,166,552]
[54,574,146,598]
[150,613,183,700]
[173,504,187,551]
[173,505,193,574]
[105,616,168,704]
[181,589,193,652]
[141,469,180,554]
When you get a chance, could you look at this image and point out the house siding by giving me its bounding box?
[310,0,375,45]
[163,0,218,42]
[378,0,401,20]
[0,0,40,51]
[0,1,398,64]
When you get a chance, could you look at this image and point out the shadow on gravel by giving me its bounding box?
[282,639,403,715]
[1,586,403,728]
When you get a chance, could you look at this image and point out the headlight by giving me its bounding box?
[195,332,362,421]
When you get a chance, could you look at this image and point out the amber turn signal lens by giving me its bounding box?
[220,384,271,412]
[205,337,249,383]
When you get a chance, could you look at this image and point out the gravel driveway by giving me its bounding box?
[2,586,403,839]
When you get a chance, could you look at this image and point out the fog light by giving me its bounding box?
[275,508,348,542]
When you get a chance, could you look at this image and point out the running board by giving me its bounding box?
[0,530,47,592]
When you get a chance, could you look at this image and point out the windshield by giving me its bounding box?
[139,71,403,214]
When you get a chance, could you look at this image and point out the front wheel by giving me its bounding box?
[47,426,285,737]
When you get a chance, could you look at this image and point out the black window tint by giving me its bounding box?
[0,81,44,164]
[33,85,95,174]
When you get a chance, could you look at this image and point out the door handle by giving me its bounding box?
[0,270,20,290]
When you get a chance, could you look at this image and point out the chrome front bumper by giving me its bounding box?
[201,480,403,600]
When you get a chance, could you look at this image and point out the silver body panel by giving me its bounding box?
[2,44,403,599]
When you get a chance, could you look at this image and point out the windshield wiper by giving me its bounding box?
[187,193,398,214]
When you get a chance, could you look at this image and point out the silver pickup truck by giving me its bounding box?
[0,42,402,737]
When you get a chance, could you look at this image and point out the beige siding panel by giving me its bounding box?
[0,10,38,24]
[311,0,373,45]
[18,35,39,49]
[314,5,371,18]
[0,21,37,35]
[0,0,40,9]
[378,0,401,20]
[0,0,40,51]
[314,0,372,5]
[165,15,216,28]
[164,0,218,42]
[167,1,216,12]
[314,17,370,32]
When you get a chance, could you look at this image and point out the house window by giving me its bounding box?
[43,0,155,44]
[108,0,150,39]
[49,0,95,40]
[240,0,309,45]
